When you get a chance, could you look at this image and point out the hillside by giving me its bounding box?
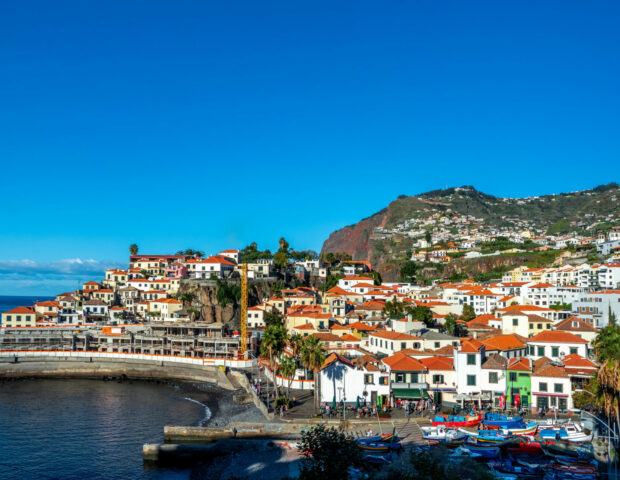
[321,183,619,280]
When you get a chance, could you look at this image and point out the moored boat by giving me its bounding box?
[463,441,501,458]
[431,413,482,428]
[483,413,525,429]
[539,423,592,443]
[421,425,468,442]
[502,422,538,436]
[503,436,544,455]
[355,435,402,452]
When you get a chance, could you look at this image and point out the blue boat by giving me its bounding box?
[463,441,500,459]
[466,429,510,444]
[482,413,524,429]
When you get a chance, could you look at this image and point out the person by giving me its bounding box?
[366,428,373,437]
[233,427,238,438]
[326,404,330,418]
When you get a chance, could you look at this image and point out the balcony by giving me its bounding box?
[390,381,428,390]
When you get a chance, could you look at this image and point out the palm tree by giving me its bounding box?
[129,244,139,256]
[289,333,304,359]
[179,291,196,307]
[593,309,620,429]
[261,324,288,399]
[279,355,297,398]
[301,336,325,413]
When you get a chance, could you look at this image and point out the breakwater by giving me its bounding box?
[0,354,236,388]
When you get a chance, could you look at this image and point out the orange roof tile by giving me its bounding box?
[382,352,427,371]
[370,331,422,341]
[460,338,484,352]
[528,330,588,344]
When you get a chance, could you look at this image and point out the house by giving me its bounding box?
[104,269,128,288]
[34,300,60,316]
[83,299,108,322]
[531,359,572,413]
[420,356,456,405]
[481,334,527,360]
[165,262,188,279]
[245,259,274,279]
[150,298,183,319]
[91,289,115,305]
[554,315,600,344]
[527,330,589,361]
[194,256,236,279]
[562,353,598,391]
[319,353,390,407]
[246,303,276,328]
[527,314,553,336]
[453,338,486,402]
[506,357,532,410]
[573,290,620,328]
[83,281,101,292]
[367,331,423,355]
[419,331,460,350]
[1,306,36,328]
[382,352,429,401]
[480,353,508,407]
[218,249,239,264]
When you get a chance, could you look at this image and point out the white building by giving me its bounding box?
[367,331,423,355]
[527,330,589,361]
[531,362,572,412]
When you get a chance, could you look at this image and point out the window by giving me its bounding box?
[519,373,527,378]
[537,346,545,356]
[434,342,440,349]
[467,375,476,386]
[552,347,559,357]
[512,318,518,326]
[569,347,578,355]
[401,342,407,350]
[537,323,542,330]
[467,354,476,365]
[396,373,405,383]
[16,315,22,322]
[554,383,563,393]
[489,372,498,384]
[410,373,419,383]
[364,374,374,385]
[539,382,548,392]
[509,372,517,382]
[378,376,388,385]
[432,374,444,384]
[5,315,10,322]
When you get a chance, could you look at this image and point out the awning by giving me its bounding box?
[392,388,428,399]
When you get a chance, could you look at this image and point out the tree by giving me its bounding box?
[383,298,406,318]
[140,269,150,279]
[179,291,196,307]
[278,237,290,252]
[444,314,458,336]
[264,310,285,328]
[129,244,139,256]
[593,308,620,429]
[301,336,325,413]
[274,250,288,269]
[425,230,432,245]
[400,260,418,281]
[298,425,362,480]
[261,324,288,399]
[368,270,382,285]
[289,333,304,358]
[279,355,297,398]
[408,305,434,327]
[461,304,476,322]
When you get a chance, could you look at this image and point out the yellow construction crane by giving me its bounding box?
[240,263,248,357]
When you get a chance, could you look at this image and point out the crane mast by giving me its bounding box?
[240,263,248,357]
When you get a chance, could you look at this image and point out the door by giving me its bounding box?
[371,391,378,406]
[558,397,567,412]
[538,396,548,411]
[434,391,441,405]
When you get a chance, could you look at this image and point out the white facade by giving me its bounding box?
[319,359,390,406]
[453,345,485,395]
[527,339,588,361]
[367,332,423,355]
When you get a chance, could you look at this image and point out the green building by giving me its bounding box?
[506,357,531,409]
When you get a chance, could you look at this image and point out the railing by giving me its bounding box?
[0,350,256,368]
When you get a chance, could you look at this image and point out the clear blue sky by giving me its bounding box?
[1,1,618,294]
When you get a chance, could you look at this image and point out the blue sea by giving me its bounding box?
[0,295,56,312]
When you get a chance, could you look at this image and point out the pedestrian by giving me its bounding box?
[233,427,238,438]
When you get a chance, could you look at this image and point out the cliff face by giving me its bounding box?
[321,208,387,262]
[178,278,297,328]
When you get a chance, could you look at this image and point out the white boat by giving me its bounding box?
[539,422,592,442]
[421,425,468,441]
[501,422,538,436]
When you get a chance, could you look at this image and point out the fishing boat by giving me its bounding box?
[502,422,538,436]
[539,423,592,443]
[355,435,402,452]
[541,441,594,461]
[431,413,482,428]
[546,462,597,479]
[483,413,525,429]
[463,441,501,458]
[421,425,468,442]
[363,452,392,465]
[504,436,544,455]
[459,429,509,444]
[488,459,543,477]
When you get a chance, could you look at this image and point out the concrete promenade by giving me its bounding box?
[0,355,236,389]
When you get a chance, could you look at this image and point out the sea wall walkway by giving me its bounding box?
[0,350,257,389]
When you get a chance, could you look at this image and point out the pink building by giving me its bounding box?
[165,262,188,279]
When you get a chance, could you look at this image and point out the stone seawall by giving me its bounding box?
[0,357,235,389]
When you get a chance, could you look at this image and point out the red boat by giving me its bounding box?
[431,414,482,428]
[506,438,543,455]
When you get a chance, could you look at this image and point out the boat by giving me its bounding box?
[459,429,510,444]
[502,422,538,436]
[355,435,402,452]
[483,413,525,429]
[504,436,544,455]
[545,462,598,480]
[488,459,543,477]
[539,423,592,443]
[431,413,482,428]
[541,442,594,461]
[363,452,392,465]
[463,441,501,458]
[421,425,469,442]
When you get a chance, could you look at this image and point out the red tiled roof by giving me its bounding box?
[382,352,427,371]
[3,306,34,314]
[508,357,531,371]
[460,338,484,352]
[482,334,526,351]
[419,356,453,370]
[370,331,422,340]
[528,330,588,344]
